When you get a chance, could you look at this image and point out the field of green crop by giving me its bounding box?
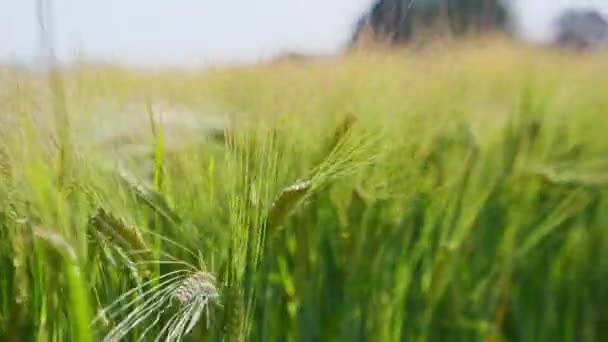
[1,42,607,341]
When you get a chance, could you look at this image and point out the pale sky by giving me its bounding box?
[1,0,607,67]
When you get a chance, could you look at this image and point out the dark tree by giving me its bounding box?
[351,0,510,46]
[554,9,608,50]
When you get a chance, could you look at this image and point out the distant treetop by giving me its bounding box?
[554,9,608,50]
[350,0,510,47]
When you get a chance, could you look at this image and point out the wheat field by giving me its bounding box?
[1,41,607,341]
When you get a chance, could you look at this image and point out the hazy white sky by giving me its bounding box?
[1,0,607,67]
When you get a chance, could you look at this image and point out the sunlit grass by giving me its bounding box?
[1,41,607,341]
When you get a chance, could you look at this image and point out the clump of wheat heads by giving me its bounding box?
[267,115,378,229]
[90,210,220,341]
[95,265,220,342]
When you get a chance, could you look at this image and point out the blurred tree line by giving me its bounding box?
[351,0,510,45]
